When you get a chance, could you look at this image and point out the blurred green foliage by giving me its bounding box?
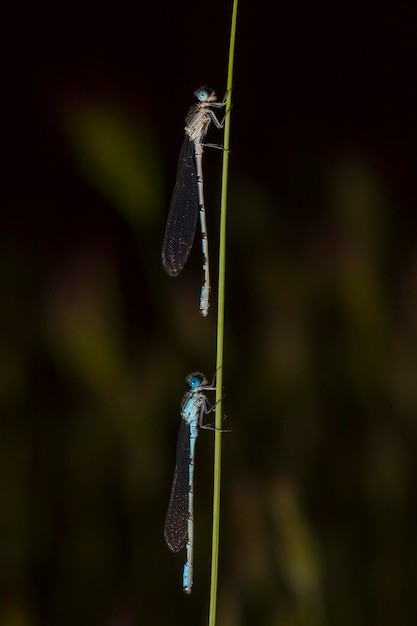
[66,100,162,229]
[1,88,416,626]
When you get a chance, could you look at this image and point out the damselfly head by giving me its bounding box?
[194,86,217,103]
[186,371,208,389]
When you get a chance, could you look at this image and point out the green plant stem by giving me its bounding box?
[208,1,238,624]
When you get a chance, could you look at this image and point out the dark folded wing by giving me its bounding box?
[162,136,199,276]
[164,419,191,552]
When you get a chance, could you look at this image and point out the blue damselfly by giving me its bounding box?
[164,372,216,593]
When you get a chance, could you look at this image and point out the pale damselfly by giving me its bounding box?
[162,87,226,316]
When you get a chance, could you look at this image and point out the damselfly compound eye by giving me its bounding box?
[197,89,208,101]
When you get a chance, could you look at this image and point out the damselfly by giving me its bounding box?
[164,372,216,593]
[162,87,226,316]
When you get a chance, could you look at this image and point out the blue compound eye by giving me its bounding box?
[189,376,200,388]
[197,89,208,102]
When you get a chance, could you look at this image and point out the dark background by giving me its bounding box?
[2,1,417,625]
